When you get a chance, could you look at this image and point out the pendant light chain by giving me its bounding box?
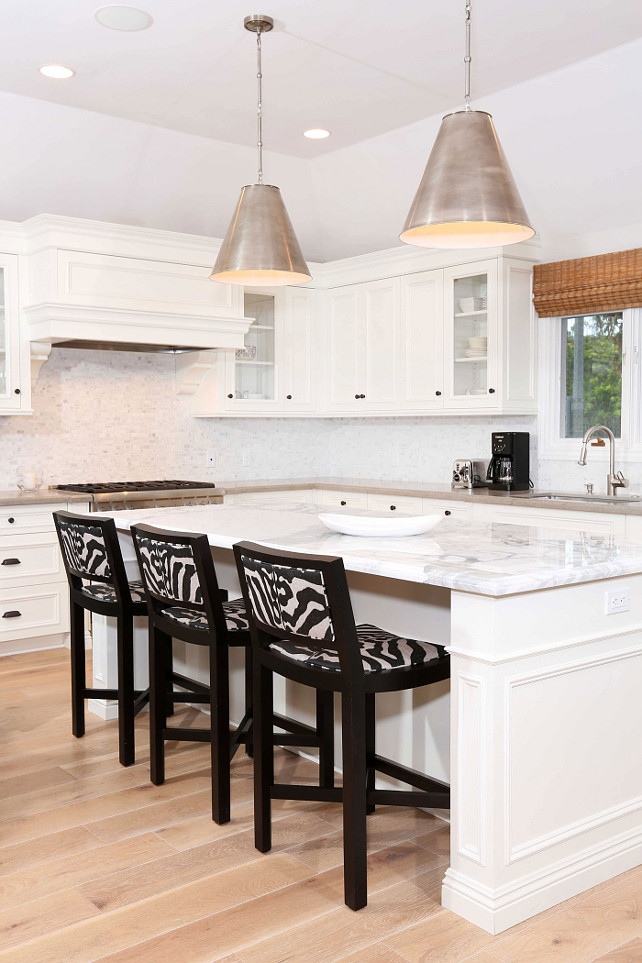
[464,0,472,111]
[256,28,264,184]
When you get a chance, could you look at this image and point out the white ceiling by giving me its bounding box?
[2,0,642,158]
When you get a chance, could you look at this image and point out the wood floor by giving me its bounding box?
[1,650,641,963]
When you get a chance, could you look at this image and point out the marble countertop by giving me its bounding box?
[0,489,91,506]
[105,501,642,598]
[216,477,642,516]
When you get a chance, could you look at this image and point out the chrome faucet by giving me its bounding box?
[578,425,629,496]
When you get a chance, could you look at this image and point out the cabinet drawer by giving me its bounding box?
[0,533,64,585]
[422,498,473,521]
[0,503,65,534]
[225,490,316,505]
[0,583,69,641]
[367,493,424,514]
[320,490,369,510]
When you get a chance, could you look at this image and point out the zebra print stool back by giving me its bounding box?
[234,541,363,678]
[131,524,225,636]
[55,514,112,580]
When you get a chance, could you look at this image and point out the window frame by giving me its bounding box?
[538,308,641,461]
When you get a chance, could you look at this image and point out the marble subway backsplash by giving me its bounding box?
[2,345,641,495]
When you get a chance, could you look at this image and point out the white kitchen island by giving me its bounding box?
[93,500,642,935]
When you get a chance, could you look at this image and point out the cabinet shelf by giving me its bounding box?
[247,324,274,331]
[454,356,487,364]
[236,360,274,367]
[454,310,487,319]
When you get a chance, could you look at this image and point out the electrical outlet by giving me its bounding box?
[205,453,216,467]
[605,588,630,615]
[242,450,251,467]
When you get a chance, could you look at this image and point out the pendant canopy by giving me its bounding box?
[400,110,535,249]
[210,15,311,286]
[210,184,311,285]
[401,1,534,250]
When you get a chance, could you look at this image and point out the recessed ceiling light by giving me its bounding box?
[39,64,75,79]
[94,5,153,31]
[303,128,331,140]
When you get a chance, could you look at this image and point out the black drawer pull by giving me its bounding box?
[444,510,452,516]
[14,388,21,395]
[390,505,396,511]
[1,558,21,566]
[340,500,347,506]
[354,394,360,399]
[286,394,292,400]
[227,393,234,399]
[7,518,15,524]
[435,390,442,396]
[488,388,495,394]
[3,610,22,619]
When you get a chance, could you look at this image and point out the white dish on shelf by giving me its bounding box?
[318,512,444,537]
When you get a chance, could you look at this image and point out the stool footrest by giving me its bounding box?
[273,733,322,747]
[371,753,449,794]
[273,713,318,737]
[162,727,211,742]
[170,692,210,704]
[171,672,210,696]
[133,689,150,713]
[271,785,343,803]
[369,788,450,808]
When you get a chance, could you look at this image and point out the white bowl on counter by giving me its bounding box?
[318,512,444,537]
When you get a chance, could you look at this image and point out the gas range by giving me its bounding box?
[53,480,222,511]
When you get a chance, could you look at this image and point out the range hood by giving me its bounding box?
[19,215,252,355]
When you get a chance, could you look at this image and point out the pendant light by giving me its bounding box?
[400,1,534,249]
[210,15,311,286]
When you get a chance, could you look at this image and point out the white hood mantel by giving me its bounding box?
[18,215,251,353]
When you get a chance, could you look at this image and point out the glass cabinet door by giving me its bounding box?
[230,291,277,404]
[444,261,498,407]
[0,255,21,410]
[0,267,7,397]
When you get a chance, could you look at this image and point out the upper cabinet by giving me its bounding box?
[191,286,316,416]
[0,253,27,414]
[443,260,499,409]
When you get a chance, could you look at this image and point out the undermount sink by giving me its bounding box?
[529,493,642,504]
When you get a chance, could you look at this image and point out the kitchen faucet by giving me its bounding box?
[577,425,629,496]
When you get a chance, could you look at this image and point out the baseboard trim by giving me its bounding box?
[0,634,67,657]
[442,826,642,934]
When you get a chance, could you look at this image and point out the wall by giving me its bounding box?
[0,347,537,490]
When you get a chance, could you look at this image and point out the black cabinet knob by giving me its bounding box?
[354,394,360,399]
[227,393,233,399]
[360,394,366,399]
[444,510,451,516]
[2,610,21,619]
[435,390,442,396]
[14,388,20,395]
[488,388,495,394]
[1,558,20,566]
[390,505,396,511]
[286,394,292,400]
[340,500,347,506]
[7,518,15,524]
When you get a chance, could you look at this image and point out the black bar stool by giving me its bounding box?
[53,511,150,767]
[234,540,450,912]
[131,524,333,825]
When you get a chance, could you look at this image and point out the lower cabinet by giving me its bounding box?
[367,493,424,514]
[422,497,474,521]
[486,505,626,538]
[0,500,86,655]
[320,490,369,510]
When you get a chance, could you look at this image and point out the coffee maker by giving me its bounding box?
[486,432,530,491]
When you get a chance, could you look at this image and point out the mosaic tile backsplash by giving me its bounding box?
[2,346,642,495]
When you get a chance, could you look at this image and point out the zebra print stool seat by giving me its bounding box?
[131,524,331,826]
[81,580,146,605]
[270,624,443,673]
[234,541,450,914]
[158,598,249,633]
[53,511,150,768]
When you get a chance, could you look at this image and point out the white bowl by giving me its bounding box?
[318,512,444,537]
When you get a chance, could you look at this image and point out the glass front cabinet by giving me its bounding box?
[443,259,499,409]
[0,254,24,414]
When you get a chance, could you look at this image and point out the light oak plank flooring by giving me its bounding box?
[1,649,641,963]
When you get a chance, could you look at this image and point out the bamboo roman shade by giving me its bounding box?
[532,248,642,317]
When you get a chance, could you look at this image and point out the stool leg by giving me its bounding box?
[341,689,368,911]
[117,613,136,767]
[365,693,376,815]
[317,690,334,789]
[165,639,175,717]
[70,601,86,739]
[254,658,274,853]
[149,625,169,785]
[210,641,231,824]
[244,644,253,758]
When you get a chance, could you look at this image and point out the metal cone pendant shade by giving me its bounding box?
[210,184,311,286]
[400,110,534,249]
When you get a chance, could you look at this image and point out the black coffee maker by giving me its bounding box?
[486,432,530,491]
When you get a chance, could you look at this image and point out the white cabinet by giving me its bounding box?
[443,260,499,409]
[194,286,315,416]
[325,279,400,413]
[320,490,369,510]
[422,497,473,521]
[0,254,25,414]
[367,493,424,514]
[399,270,444,411]
[485,504,626,538]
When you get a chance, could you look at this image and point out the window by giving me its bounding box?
[560,312,624,438]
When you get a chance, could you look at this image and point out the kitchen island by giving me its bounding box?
[93,501,642,935]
